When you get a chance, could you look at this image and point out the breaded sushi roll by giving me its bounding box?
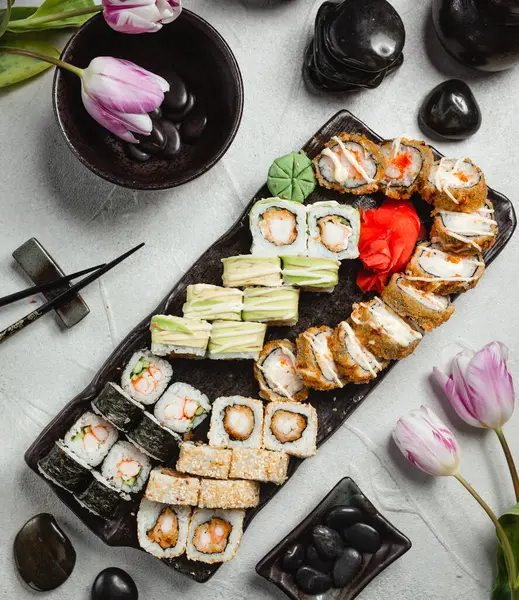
[137,498,191,559]
[350,297,422,360]
[187,508,245,563]
[63,411,118,467]
[229,448,290,485]
[430,200,498,255]
[145,468,201,506]
[76,471,129,520]
[330,321,388,384]
[307,201,360,260]
[208,396,264,449]
[380,137,434,199]
[222,255,282,288]
[198,479,260,509]
[296,326,345,390]
[121,350,173,405]
[208,321,267,360]
[254,339,309,403]
[91,382,143,432]
[263,401,318,458]
[314,133,384,195]
[126,411,181,462]
[422,157,487,212]
[282,255,340,292]
[38,441,93,493]
[405,242,485,295]
[150,315,211,358]
[176,443,232,480]
[242,287,299,326]
[101,441,152,494]
[154,382,211,434]
[250,198,308,256]
[183,284,243,322]
[382,274,455,331]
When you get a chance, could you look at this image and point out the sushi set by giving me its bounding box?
[25,110,516,584]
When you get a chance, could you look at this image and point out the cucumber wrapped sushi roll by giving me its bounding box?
[350,297,422,360]
[208,321,267,360]
[182,284,243,321]
[92,382,144,432]
[262,401,318,458]
[222,255,282,288]
[405,242,485,295]
[137,498,191,559]
[250,198,308,256]
[63,412,118,467]
[307,201,360,260]
[208,396,264,449]
[296,326,345,390]
[242,286,299,325]
[186,508,245,564]
[101,441,152,494]
[382,274,455,331]
[154,382,211,434]
[281,255,340,292]
[75,471,130,520]
[38,441,93,493]
[313,133,384,195]
[176,442,232,479]
[126,412,181,462]
[380,137,433,199]
[150,315,211,358]
[121,350,173,405]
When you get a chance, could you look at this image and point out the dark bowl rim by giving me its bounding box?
[52,10,244,190]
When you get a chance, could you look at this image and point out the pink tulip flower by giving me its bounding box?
[80,57,169,143]
[393,406,460,476]
[103,0,181,34]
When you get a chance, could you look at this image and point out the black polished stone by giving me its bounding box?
[126,144,151,162]
[14,513,76,592]
[419,79,482,140]
[148,107,162,120]
[162,72,188,113]
[343,523,381,554]
[135,122,167,154]
[160,121,182,158]
[164,92,196,121]
[312,525,343,560]
[295,566,332,595]
[332,547,363,588]
[325,506,363,532]
[91,567,138,600]
[180,108,208,143]
[305,544,334,574]
[281,543,305,573]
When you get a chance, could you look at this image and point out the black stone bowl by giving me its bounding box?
[53,11,243,189]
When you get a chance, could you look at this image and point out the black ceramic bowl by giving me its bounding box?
[53,11,243,189]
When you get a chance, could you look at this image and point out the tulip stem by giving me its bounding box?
[495,428,519,503]
[0,47,83,77]
[8,5,103,29]
[455,473,517,599]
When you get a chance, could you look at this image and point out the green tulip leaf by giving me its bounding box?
[0,0,14,37]
[0,37,60,87]
[9,6,39,20]
[492,503,519,600]
[7,0,97,32]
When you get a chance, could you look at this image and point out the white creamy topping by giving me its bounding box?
[417,246,482,279]
[430,158,480,204]
[396,277,449,310]
[321,138,376,184]
[340,321,381,377]
[305,331,343,386]
[382,141,422,187]
[357,298,422,346]
[259,347,304,399]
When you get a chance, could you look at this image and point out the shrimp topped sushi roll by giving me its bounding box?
[307,201,360,260]
[405,242,485,295]
[422,157,487,212]
[121,350,173,405]
[314,133,384,195]
[63,411,118,467]
[154,382,211,434]
[137,498,191,559]
[351,297,422,360]
[186,508,245,564]
[382,273,455,331]
[101,440,152,494]
[254,339,309,403]
[380,137,433,199]
[208,396,264,449]
[250,198,307,256]
[296,326,345,390]
[262,401,318,458]
[330,321,388,384]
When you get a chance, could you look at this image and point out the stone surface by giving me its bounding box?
[343,523,382,554]
[91,568,138,600]
[325,506,364,532]
[332,547,363,588]
[305,543,334,574]
[312,525,343,560]
[180,108,208,143]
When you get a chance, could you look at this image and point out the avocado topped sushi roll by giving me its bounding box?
[150,315,211,358]
[182,284,243,321]
[296,326,345,390]
[242,287,300,325]
[63,412,118,467]
[307,201,360,260]
[121,350,173,405]
[186,508,245,564]
[262,401,318,458]
[101,441,152,494]
[208,396,264,449]
[137,498,191,559]
[222,255,282,288]
[380,137,433,199]
[208,321,267,360]
[154,382,211,434]
[281,255,340,292]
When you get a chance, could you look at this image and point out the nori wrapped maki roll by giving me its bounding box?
[91,382,144,432]
[76,471,128,520]
[127,411,181,462]
[38,441,92,493]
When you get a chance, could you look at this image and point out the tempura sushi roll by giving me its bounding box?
[38,441,93,493]
[150,315,211,358]
[101,440,152,494]
[262,401,318,458]
[330,321,388,384]
[186,508,245,564]
[254,339,309,403]
[405,242,485,295]
[313,133,384,195]
[63,412,118,467]
[307,201,360,260]
[382,274,455,331]
[91,382,143,432]
[350,297,422,360]
[222,255,282,288]
[250,198,308,256]
[121,350,173,405]
[282,255,340,292]
[208,396,264,449]
[182,284,243,321]
[296,326,345,390]
[137,498,191,559]
[242,287,299,325]
[208,321,267,360]
[154,382,211,434]
[422,157,487,212]
[176,442,232,479]
[430,200,498,254]
[198,479,260,509]
[380,137,433,199]
[229,448,290,485]
[126,412,181,462]
[145,468,200,506]
[75,471,129,520]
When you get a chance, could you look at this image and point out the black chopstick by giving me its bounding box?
[0,263,106,308]
[0,243,145,345]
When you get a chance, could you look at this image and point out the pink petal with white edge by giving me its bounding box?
[157,0,181,23]
[102,0,155,7]
[103,5,163,34]
[433,366,481,427]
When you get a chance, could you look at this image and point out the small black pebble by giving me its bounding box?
[165,92,196,121]
[136,122,167,155]
[343,523,381,554]
[332,547,363,588]
[295,566,332,595]
[126,144,151,162]
[282,543,305,573]
[312,524,343,560]
[160,121,182,159]
[305,543,334,574]
[92,567,138,600]
[148,107,162,120]
[162,72,188,113]
[326,506,363,532]
[179,107,207,143]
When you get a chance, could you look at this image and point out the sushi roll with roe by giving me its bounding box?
[296,326,345,390]
[186,508,245,564]
[208,396,264,449]
[380,137,433,199]
[262,401,318,458]
[154,382,211,434]
[250,198,307,256]
[121,350,173,405]
[137,498,191,559]
[63,412,118,467]
[307,201,360,260]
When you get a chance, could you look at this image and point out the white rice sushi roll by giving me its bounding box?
[150,315,211,358]
[198,479,260,509]
[208,396,264,449]
[262,401,318,458]
[250,198,308,256]
[101,440,152,494]
[154,382,211,434]
[121,350,172,405]
[137,498,191,559]
[229,448,290,485]
[307,201,360,260]
[63,412,118,467]
[186,508,245,564]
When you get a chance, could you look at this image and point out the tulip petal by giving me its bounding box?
[103,5,163,33]
[157,0,181,23]
[103,0,155,6]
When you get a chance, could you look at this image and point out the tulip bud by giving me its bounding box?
[103,0,181,34]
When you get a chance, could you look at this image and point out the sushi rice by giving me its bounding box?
[307,201,360,260]
[101,440,152,494]
[208,396,264,449]
[121,350,173,405]
[262,401,318,458]
[137,498,191,559]
[63,411,118,467]
[154,382,211,434]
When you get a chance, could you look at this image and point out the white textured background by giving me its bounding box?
[1,0,519,598]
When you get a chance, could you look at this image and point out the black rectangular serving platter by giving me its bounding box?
[25,110,517,583]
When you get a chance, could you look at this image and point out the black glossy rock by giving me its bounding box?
[295,566,332,595]
[325,506,363,532]
[162,72,188,113]
[305,544,334,574]
[92,567,138,600]
[332,548,363,588]
[180,108,208,143]
[135,122,167,155]
[312,525,343,560]
[14,513,76,591]
[164,92,196,121]
[419,79,482,141]
[160,121,182,158]
[343,523,381,554]
[282,543,305,573]
[126,144,151,162]
[148,107,162,120]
